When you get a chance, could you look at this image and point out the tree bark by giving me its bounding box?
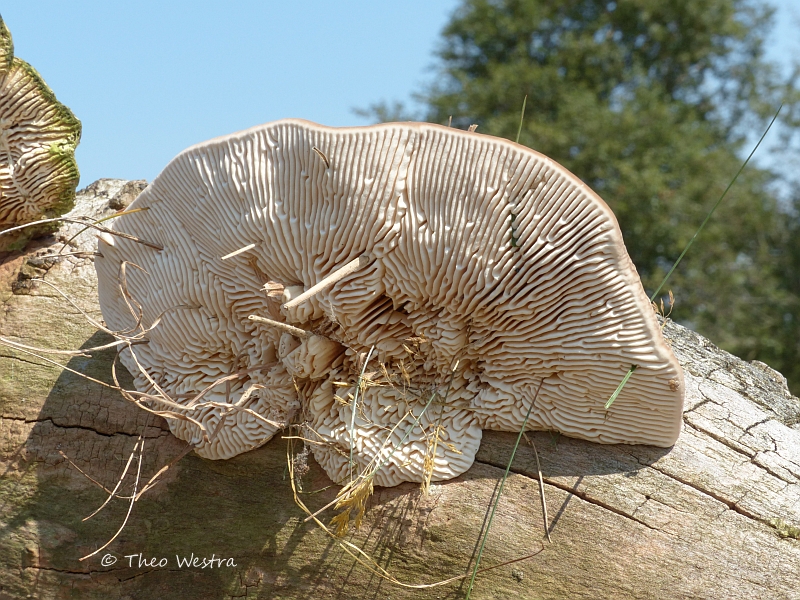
[1,181,798,600]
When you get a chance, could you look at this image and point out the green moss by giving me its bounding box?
[770,518,800,540]
[0,54,81,252]
[0,14,13,72]
[15,57,82,196]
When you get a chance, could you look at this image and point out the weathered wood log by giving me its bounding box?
[1,180,798,600]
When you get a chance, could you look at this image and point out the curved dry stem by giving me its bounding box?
[79,437,144,562]
[117,261,147,336]
[57,207,150,256]
[288,438,544,589]
[82,439,142,522]
[30,278,115,336]
[0,335,138,357]
[0,215,163,250]
[125,342,171,403]
[4,343,121,391]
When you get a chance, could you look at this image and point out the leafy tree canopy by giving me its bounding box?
[361,0,800,392]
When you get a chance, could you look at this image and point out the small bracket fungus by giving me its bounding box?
[0,15,81,253]
[95,119,684,487]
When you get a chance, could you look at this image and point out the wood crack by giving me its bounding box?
[682,417,756,459]
[644,463,763,523]
[22,564,102,575]
[473,458,659,531]
[0,414,164,439]
[0,352,59,368]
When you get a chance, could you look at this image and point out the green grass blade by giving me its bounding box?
[515,95,527,144]
[604,364,638,409]
[510,95,528,247]
[606,104,782,410]
[649,104,782,303]
[465,378,545,599]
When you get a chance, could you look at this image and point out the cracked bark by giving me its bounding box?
[0,415,167,439]
[1,180,799,600]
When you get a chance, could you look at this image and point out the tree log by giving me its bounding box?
[1,181,798,600]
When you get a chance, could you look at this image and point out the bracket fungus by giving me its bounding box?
[95,119,684,487]
[0,15,81,253]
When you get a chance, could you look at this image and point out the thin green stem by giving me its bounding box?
[604,364,638,409]
[606,104,782,411]
[511,95,528,247]
[649,104,782,303]
[515,95,527,144]
[465,378,545,599]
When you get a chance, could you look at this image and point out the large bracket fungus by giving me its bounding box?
[95,119,684,487]
[0,15,81,253]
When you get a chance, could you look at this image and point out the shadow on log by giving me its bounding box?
[1,181,799,600]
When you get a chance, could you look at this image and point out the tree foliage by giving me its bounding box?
[362,0,800,391]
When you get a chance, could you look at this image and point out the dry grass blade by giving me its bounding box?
[82,439,142,521]
[28,275,183,345]
[29,278,115,336]
[38,251,102,260]
[528,437,551,543]
[134,445,193,500]
[57,450,115,495]
[282,254,371,310]
[134,401,238,498]
[311,146,330,168]
[248,314,315,339]
[117,261,148,336]
[221,243,256,260]
[0,335,136,357]
[117,347,282,431]
[287,438,544,590]
[79,437,144,562]
[350,345,376,482]
[0,215,162,250]
[57,207,150,255]
[3,343,123,391]
[124,342,172,404]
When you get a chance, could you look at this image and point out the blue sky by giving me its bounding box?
[2,1,797,187]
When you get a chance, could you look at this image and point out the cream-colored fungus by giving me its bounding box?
[95,119,684,487]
